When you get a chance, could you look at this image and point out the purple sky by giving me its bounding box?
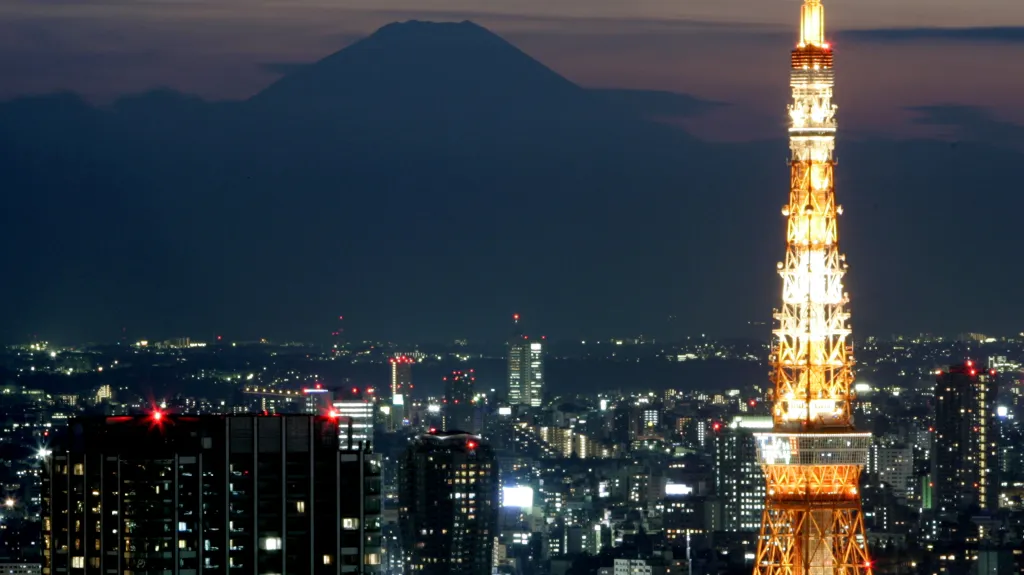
[1,0,1022,140]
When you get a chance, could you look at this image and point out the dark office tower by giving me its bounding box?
[390,356,413,397]
[42,413,381,575]
[933,362,1000,515]
[507,315,544,408]
[443,370,477,433]
[399,432,499,575]
[389,357,414,431]
[712,416,771,531]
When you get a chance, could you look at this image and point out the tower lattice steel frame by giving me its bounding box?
[752,1,873,574]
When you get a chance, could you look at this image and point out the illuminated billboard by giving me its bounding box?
[502,486,534,509]
[665,483,693,496]
[497,407,512,416]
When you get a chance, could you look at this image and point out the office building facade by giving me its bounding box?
[713,416,770,532]
[932,362,999,515]
[42,414,380,574]
[399,432,499,575]
[333,387,376,451]
[508,338,544,408]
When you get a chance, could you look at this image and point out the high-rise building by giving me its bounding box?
[389,357,414,431]
[753,1,873,573]
[507,314,544,408]
[868,442,914,503]
[42,413,381,574]
[443,370,477,433]
[303,383,334,414]
[334,386,376,450]
[390,356,414,398]
[932,362,999,515]
[399,431,499,575]
[713,416,770,532]
[508,339,544,408]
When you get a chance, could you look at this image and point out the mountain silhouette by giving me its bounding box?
[0,21,1020,343]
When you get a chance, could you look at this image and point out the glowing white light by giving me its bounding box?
[498,406,512,416]
[665,483,694,496]
[502,486,534,509]
[427,404,440,413]
[997,406,1009,418]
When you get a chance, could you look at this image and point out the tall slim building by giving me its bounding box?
[42,413,381,574]
[507,314,544,408]
[390,357,414,398]
[753,1,872,573]
[389,357,414,431]
[714,416,771,532]
[399,432,499,575]
[443,370,477,433]
[932,362,999,515]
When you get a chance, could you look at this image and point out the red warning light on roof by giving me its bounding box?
[328,410,338,419]
[152,410,163,422]
[429,427,437,434]
[712,422,722,432]
[966,360,974,367]
[513,314,520,321]
[467,441,477,449]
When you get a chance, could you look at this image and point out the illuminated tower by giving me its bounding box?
[507,314,544,408]
[753,1,873,573]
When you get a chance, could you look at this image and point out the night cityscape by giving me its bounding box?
[0,0,1022,574]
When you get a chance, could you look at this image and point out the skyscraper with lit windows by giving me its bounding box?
[399,431,499,575]
[714,416,770,532]
[333,386,376,450]
[42,413,381,574]
[507,315,544,408]
[389,357,414,431]
[932,362,999,516]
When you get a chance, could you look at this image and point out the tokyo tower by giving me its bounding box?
[752,1,873,574]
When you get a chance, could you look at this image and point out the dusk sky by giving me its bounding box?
[2,0,1023,141]
[1,0,1022,343]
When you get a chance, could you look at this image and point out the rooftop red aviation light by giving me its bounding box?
[152,410,163,422]
[467,441,477,449]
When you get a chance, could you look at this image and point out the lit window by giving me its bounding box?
[323,554,333,565]
[72,556,84,568]
[343,518,360,530]
[261,537,282,551]
[73,464,83,476]
[296,501,305,513]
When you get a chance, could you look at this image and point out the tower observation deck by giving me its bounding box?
[752,1,873,574]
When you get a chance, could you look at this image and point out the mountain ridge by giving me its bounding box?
[0,20,1019,343]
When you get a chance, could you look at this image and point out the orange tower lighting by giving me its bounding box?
[752,1,873,574]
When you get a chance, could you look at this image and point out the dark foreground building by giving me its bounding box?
[399,431,498,575]
[932,362,999,517]
[43,413,380,575]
